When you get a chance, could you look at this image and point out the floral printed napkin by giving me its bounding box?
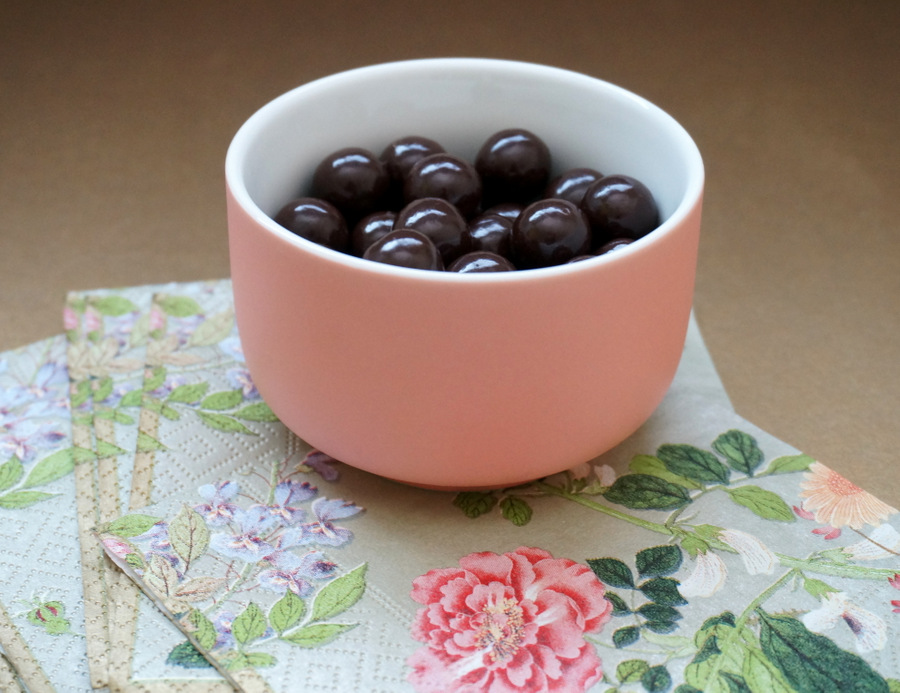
[4,277,897,693]
[65,282,241,692]
[88,284,900,691]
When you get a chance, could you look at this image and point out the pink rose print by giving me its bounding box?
[407,546,612,693]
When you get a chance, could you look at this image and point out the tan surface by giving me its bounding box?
[2,1,898,505]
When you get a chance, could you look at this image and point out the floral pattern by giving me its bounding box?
[0,337,77,510]
[408,546,612,692]
[4,280,900,692]
[98,454,367,676]
[445,431,900,692]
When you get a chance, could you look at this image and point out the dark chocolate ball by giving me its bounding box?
[311,147,390,222]
[380,136,445,210]
[448,251,516,273]
[273,197,349,253]
[403,153,482,218]
[363,229,444,271]
[581,174,659,245]
[475,128,551,206]
[351,210,397,256]
[544,168,604,206]
[381,135,445,182]
[464,213,513,259]
[395,197,468,264]
[511,198,591,269]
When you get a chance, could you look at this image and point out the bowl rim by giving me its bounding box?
[225,57,704,283]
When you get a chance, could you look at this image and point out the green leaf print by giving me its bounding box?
[269,591,306,634]
[627,454,703,490]
[616,659,650,683]
[93,376,114,402]
[500,495,532,526]
[234,402,280,422]
[725,486,795,522]
[167,382,210,404]
[757,609,889,693]
[168,505,210,571]
[657,444,730,485]
[613,625,641,648]
[142,366,167,393]
[232,602,267,645]
[227,652,276,670]
[0,457,24,492]
[21,449,76,488]
[718,671,751,692]
[636,545,683,578]
[186,309,235,347]
[156,295,203,317]
[196,411,255,435]
[104,513,162,538]
[636,603,682,624]
[201,389,244,411]
[281,622,356,648]
[0,491,56,509]
[136,431,166,453]
[453,491,498,518]
[605,592,632,615]
[642,665,673,693]
[740,647,794,693]
[166,640,214,669]
[604,474,692,510]
[765,454,815,474]
[96,439,128,458]
[638,577,686,606]
[90,295,138,316]
[119,389,143,407]
[586,557,635,588]
[187,610,218,651]
[310,563,366,622]
[712,430,764,477]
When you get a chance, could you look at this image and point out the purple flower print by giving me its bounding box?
[211,609,237,650]
[250,481,317,527]
[292,497,364,548]
[195,481,241,526]
[0,418,67,464]
[258,550,337,596]
[17,360,70,416]
[209,507,278,562]
[301,450,341,482]
[226,366,259,399]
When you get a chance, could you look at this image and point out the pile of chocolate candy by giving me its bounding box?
[272,129,659,272]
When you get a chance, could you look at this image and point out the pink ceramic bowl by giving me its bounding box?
[226,58,703,490]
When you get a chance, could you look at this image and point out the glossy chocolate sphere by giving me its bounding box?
[464,213,513,258]
[544,167,604,206]
[273,197,349,252]
[403,153,482,218]
[362,228,443,271]
[511,198,590,269]
[581,174,659,244]
[311,147,390,222]
[475,128,551,206]
[395,197,468,264]
[351,210,397,256]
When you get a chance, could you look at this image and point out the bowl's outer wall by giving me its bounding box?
[226,59,704,488]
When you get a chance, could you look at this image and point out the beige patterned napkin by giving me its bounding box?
[91,284,900,691]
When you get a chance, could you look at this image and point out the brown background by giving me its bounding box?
[2,1,898,505]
